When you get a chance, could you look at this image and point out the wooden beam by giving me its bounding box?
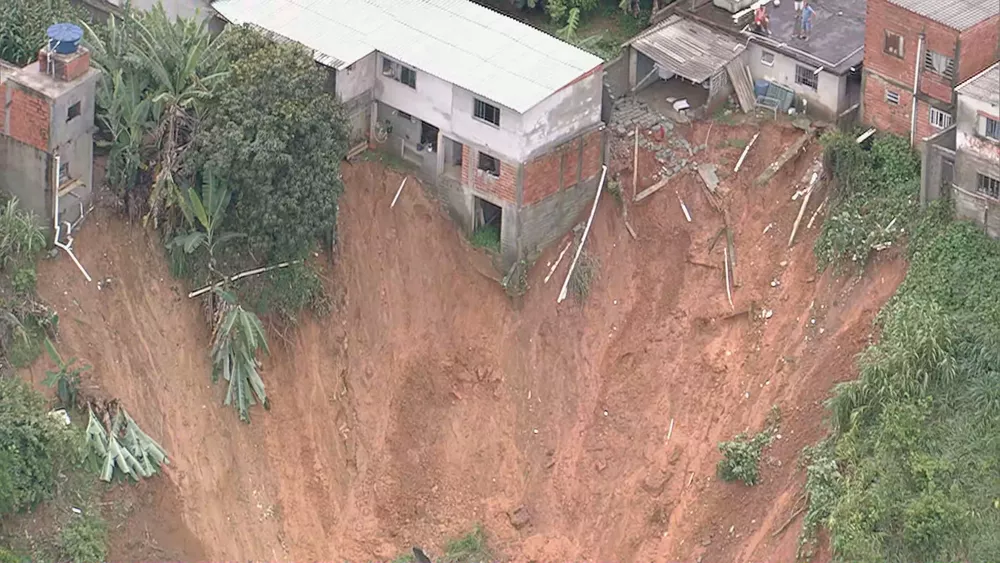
[755,131,812,187]
[634,176,670,203]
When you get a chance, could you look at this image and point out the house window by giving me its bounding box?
[474,98,501,127]
[382,57,416,89]
[761,51,775,66]
[66,101,80,122]
[979,115,1000,140]
[795,65,818,90]
[886,90,900,105]
[884,30,904,58]
[477,151,500,178]
[928,107,952,129]
[977,173,1000,199]
[396,110,413,121]
[924,51,955,80]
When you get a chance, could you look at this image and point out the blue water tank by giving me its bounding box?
[47,23,84,55]
[754,79,770,99]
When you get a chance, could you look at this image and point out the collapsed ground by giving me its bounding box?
[16,117,905,562]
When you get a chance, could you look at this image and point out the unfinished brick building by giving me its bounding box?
[861,0,999,145]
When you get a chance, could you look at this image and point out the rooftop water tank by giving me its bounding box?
[47,23,84,55]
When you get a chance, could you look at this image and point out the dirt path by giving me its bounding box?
[28,120,905,562]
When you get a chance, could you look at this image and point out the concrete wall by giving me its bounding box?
[604,54,630,98]
[519,174,596,260]
[521,69,602,158]
[955,93,1000,169]
[0,135,52,227]
[920,125,956,206]
[335,51,377,102]
[748,43,845,118]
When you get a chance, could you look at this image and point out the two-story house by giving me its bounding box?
[922,63,1000,238]
[861,0,999,145]
[213,0,606,271]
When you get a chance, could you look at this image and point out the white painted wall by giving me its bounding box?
[956,93,1000,167]
[747,43,845,117]
[335,51,377,102]
[370,52,599,163]
[521,70,602,157]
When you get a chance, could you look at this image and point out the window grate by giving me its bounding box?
[795,65,817,90]
[977,173,1000,199]
[928,107,952,129]
[474,98,501,127]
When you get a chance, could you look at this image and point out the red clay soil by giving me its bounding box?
[26,119,905,562]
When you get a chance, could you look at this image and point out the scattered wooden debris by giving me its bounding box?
[346,142,368,160]
[544,240,573,284]
[677,193,692,222]
[724,246,734,310]
[733,132,760,173]
[390,176,407,208]
[623,126,639,239]
[559,165,607,304]
[698,163,721,194]
[807,197,828,229]
[855,127,876,144]
[755,130,812,187]
[634,176,670,203]
[788,172,819,247]
[188,260,302,298]
[667,418,675,441]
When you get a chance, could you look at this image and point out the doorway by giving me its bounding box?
[472,196,502,253]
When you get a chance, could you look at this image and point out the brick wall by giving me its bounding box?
[522,128,603,206]
[864,0,959,103]
[0,84,5,132]
[37,48,92,83]
[958,16,1000,84]
[863,72,913,137]
[462,144,516,203]
[6,87,50,151]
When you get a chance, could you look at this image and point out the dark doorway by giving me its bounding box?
[419,120,439,152]
[471,196,502,252]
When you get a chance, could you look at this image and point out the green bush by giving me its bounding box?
[10,268,35,295]
[814,132,920,270]
[717,430,773,486]
[58,512,107,563]
[442,525,492,563]
[469,225,501,253]
[0,377,80,516]
[237,263,330,324]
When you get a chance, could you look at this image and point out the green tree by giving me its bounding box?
[193,26,348,261]
[211,290,269,423]
[0,0,85,66]
[0,377,79,516]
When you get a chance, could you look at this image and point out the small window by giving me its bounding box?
[58,161,70,184]
[477,151,500,178]
[977,173,1000,199]
[928,107,952,129]
[474,98,501,127]
[884,30,904,58]
[980,115,1000,140]
[67,101,80,122]
[886,90,900,105]
[761,51,775,66]
[396,110,412,121]
[382,57,416,89]
[795,65,818,90]
[924,51,955,80]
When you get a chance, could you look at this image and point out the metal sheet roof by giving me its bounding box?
[885,0,998,30]
[956,63,999,105]
[627,15,746,84]
[210,0,603,113]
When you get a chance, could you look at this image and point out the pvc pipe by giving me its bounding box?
[558,165,608,304]
[52,154,91,282]
[910,35,924,147]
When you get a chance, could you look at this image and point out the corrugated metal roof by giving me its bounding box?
[210,0,603,113]
[885,0,997,30]
[956,63,999,105]
[628,15,746,84]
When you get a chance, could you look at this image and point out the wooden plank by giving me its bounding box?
[726,59,755,113]
[755,131,812,187]
[634,175,670,203]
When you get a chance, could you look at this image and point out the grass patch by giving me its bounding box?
[717,138,748,150]
[606,179,623,206]
[717,406,780,486]
[470,225,501,254]
[569,249,599,302]
[58,509,107,563]
[442,525,492,563]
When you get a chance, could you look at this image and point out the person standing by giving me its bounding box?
[800,1,816,40]
[794,0,805,37]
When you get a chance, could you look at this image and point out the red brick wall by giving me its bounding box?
[523,128,603,206]
[863,73,913,137]
[7,87,50,151]
[37,48,92,83]
[0,84,6,132]
[958,16,1000,84]
[462,143,516,203]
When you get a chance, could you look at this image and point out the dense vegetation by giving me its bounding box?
[0,0,85,66]
[802,131,1000,562]
[83,5,349,422]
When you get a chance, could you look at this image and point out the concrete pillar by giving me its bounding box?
[628,46,638,90]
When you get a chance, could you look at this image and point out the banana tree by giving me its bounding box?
[210,289,269,423]
[167,173,243,276]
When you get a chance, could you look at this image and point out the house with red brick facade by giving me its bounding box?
[861,0,999,146]
[213,0,607,272]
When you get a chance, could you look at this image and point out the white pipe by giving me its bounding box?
[52,153,92,282]
[910,34,924,147]
[558,165,608,304]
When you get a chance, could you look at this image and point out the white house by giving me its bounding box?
[213,0,608,270]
